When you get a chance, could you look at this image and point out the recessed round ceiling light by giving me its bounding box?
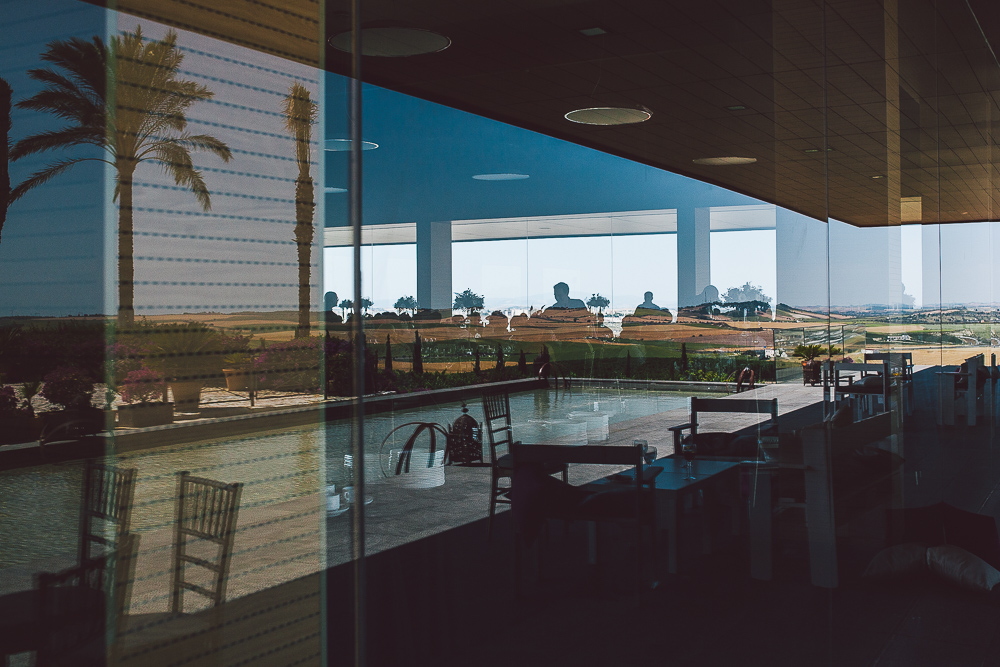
[324,139,378,151]
[691,157,757,165]
[871,175,884,179]
[564,107,651,125]
[328,27,450,57]
[472,173,530,181]
[324,187,347,194]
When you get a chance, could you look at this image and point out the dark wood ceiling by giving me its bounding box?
[322,0,1000,227]
[102,0,1000,227]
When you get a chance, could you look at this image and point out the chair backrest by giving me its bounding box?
[481,389,514,464]
[510,443,647,518]
[171,471,243,613]
[690,397,778,436]
[79,462,138,564]
[36,532,140,664]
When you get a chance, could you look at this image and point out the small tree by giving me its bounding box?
[473,346,481,374]
[495,344,504,372]
[625,351,631,378]
[680,343,689,372]
[453,288,484,316]
[586,293,610,314]
[394,295,417,315]
[360,297,373,315]
[384,334,393,373]
[339,298,353,318]
[517,349,527,375]
[412,330,423,374]
[792,344,825,362]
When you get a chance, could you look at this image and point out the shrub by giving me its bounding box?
[119,367,164,404]
[255,337,323,391]
[41,366,95,409]
[0,385,18,413]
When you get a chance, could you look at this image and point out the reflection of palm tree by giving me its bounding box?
[282,82,317,338]
[10,27,232,325]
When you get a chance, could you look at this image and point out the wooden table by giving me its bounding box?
[589,459,741,574]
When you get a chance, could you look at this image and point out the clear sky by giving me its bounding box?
[3,1,998,318]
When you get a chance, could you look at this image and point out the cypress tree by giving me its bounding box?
[413,330,423,374]
[384,334,393,373]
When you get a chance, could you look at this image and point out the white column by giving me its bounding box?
[677,207,711,307]
[921,224,940,311]
[417,220,452,312]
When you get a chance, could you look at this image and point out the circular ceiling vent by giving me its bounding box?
[472,173,530,181]
[324,139,379,151]
[329,27,451,57]
[691,157,757,165]
[564,107,651,125]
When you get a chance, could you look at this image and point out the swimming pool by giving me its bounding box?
[0,385,701,572]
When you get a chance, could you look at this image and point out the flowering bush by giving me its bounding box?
[40,366,96,409]
[119,367,164,404]
[254,337,323,391]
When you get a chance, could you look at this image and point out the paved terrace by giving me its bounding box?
[0,379,825,611]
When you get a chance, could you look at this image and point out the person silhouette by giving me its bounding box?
[635,291,661,313]
[549,282,586,309]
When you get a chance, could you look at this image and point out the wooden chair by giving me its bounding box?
[0,533,141,667]
[171,471,243,612]
[510,442,658,593]
[481,388,567,540]
[668,397,778,459]
[79,462,138,565]
[116,474,240,661]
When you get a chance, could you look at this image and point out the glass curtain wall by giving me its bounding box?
[4,1,1000,666]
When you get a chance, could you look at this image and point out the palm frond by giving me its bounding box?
[10,126,104,160]
[177,134,232,162]
[150,141,212,210]
[9,157,96,202]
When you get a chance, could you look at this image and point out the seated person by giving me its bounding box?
[548,282,586,310]
[634,290,670,317]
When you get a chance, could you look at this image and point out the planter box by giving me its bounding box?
[0,414,41,445]
[117,402,174,428]
[169,381,204,411]
[223,368,252,392]
[38,408,108,442]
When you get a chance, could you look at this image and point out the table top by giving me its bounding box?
[591,459,739,492]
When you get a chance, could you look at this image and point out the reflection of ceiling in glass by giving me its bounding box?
[108,0,1000,227]
[323,205,777,246]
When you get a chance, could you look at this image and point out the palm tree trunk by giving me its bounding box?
[294,175,314,338]
[0,77,11,245]
[118,174,135,326]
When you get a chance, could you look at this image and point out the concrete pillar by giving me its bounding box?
[921,224,940,310]
[677,207,711,307]
[417,220,452,312]
[776,207,829,311]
